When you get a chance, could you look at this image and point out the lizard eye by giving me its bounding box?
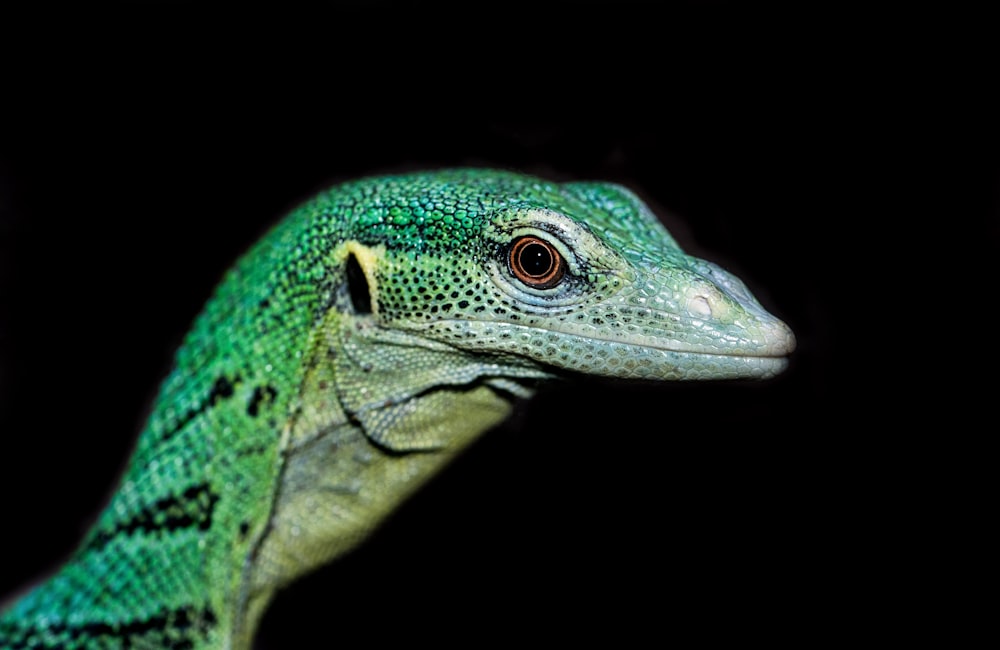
[507,236,565,289]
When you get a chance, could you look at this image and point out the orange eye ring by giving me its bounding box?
[508,236,565,289]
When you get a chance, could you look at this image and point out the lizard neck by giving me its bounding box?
[232,314,524,644]
[0,422,280,649]
[0,223,328,648]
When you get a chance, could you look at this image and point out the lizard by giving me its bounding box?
[0,168,795,649]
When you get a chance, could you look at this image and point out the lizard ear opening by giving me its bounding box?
[345,252,372,315]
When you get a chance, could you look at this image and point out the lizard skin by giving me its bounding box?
[0,169,794,649]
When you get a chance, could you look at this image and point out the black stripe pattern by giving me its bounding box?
[0,604,217,649]
[84,483,220,553]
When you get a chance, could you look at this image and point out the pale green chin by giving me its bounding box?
[547,340,793,381]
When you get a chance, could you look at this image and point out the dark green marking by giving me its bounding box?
[245,385,278,418]
[0,605,217,650]
[162,374,242,442]
[84,483,220,552]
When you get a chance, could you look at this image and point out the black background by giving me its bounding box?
[0,3,994,647]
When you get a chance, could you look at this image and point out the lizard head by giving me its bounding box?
[338,170,795,383]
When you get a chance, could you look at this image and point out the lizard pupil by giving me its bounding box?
[521,243,551,275]
[508,236,565,289]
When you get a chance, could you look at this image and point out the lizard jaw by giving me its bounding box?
[415,316,795,381]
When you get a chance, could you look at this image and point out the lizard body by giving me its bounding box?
[0,169,794,649]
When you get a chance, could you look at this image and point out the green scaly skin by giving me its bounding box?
[0,169,794,649]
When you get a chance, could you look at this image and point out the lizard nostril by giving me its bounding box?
[687,295,713,317]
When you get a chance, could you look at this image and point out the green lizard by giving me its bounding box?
[0,168,794,649]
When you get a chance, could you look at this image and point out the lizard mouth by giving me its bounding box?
[543,327,795,380]
[419,315,796,381]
